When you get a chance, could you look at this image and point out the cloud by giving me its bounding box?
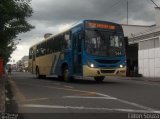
[29,0,160,25]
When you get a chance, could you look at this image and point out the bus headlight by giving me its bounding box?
[120,64,123,68]
[87,61,95,68]
[90,64,94,68]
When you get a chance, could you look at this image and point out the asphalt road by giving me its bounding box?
[5,72,160,119]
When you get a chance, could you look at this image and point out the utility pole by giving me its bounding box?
[150,0,160,8]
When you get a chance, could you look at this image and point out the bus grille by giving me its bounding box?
[101,70,115,74]
[95,59,120,64]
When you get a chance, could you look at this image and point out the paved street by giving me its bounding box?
[5,72,160,119]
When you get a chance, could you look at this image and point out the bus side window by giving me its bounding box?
[59,36,62,51]
[54,36,60,52]
[33,50,36,61]
[53,37,57,52]
[36,48,39,57]
[40,42,46,56]
[49,39,54,53]
[61,35,66,50]
[38,45,41,57]
[44,42,47,55]
[39,43,43,56]
[50,39,55,53]
[46,40,52,54]
[46,41,49,54]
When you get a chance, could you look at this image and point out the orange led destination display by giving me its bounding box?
[86,22,116,30]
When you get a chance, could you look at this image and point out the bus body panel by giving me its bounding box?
[50,52,61,75]
[35,54,54,75]
[83,65,126,77]
[54,51,70,76]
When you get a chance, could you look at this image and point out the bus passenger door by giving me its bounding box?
[72,32,82,74]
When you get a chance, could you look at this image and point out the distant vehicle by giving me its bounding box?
[28,20,127,82]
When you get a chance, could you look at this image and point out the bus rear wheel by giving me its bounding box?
[36,67,40,79]
[62,65,71,82]
[94,76,104,82]
[36,67,45,79]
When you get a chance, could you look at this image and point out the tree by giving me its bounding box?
[0,0,34,64]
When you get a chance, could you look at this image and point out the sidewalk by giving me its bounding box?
[106,76,160,82]
[0,75,5,113]
[128,76,160,82]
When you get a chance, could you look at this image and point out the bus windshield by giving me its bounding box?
[85,30,124,56]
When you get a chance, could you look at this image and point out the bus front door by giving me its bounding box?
[72,32,82,74]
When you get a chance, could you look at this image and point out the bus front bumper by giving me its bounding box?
[83,65,126,77]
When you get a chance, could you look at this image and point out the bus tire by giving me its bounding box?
[42,75,46,79]
[62,65,71,82]
[94,76,104,82]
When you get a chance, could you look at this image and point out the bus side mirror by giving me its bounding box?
[124,37,128,48]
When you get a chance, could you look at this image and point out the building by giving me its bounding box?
[122,7,160,78]
[21,56,29,72]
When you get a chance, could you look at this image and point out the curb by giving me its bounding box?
[0,75,5,113]
[127,77,160,82]
[106,76,160,82]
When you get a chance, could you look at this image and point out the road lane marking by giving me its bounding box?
[96,93,116,97]
[77,92,97,96]
[64,94,156,112]
[9,80,26,101]
[116,99,155,111]
[41,85,97,95]
[96,93,155,111]
[21,104,160,113]
[63,96,116,100]
[63,85,73,88]
[16,82,158,112]
[16,82,97,95]
[9,80,48,103]
[22,98,49,102]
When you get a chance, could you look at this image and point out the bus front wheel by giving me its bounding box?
[94,76,104,82]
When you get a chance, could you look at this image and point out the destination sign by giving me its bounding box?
[86,22,116,30]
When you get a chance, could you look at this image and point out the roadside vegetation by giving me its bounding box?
[0,0,34,64]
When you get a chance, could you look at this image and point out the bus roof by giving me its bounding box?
[29,20,122,49]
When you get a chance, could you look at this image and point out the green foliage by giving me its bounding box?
[0,0,34,64]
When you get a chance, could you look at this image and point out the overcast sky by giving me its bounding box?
[10,0,160,63]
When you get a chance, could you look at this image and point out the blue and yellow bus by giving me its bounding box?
[28,20,127,82]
